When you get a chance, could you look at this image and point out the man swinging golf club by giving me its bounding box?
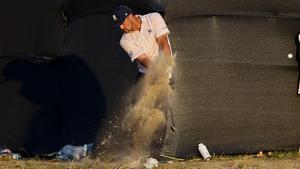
[112,5,175,160]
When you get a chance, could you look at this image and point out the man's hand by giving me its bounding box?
[168,69,175,89]
[169,73,175,89]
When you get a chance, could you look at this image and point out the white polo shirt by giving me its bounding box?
[120,12,170,73]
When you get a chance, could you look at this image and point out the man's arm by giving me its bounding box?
[135,53,152,68]
[157,33,172,58]
[120,38,151,68]
[157,33,175,88]
[136,33,171,68]
[135,33,171,68]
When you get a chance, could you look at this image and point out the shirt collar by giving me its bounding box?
[136,15,145,32]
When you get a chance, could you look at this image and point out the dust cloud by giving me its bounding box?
[123,53,174,160]
[97,54,175,165]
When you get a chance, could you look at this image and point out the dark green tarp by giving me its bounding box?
[0,0,299,157]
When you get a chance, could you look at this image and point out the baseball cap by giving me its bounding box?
[112,5,132,28]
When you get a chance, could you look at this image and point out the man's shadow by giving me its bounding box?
[2,55,106,156]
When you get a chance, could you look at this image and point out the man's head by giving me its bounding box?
[112,5,139,33]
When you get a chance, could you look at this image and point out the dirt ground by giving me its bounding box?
[0,152,299,169]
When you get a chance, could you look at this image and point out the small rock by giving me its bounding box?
[143,157,159,169]
[267,152,272,157]
[256,151,264,158]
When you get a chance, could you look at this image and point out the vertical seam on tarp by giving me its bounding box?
[61,0,67,54]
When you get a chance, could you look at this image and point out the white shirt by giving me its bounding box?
[120,12,170,73]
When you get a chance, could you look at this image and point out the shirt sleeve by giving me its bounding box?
[151,12,170,38]
[120,38,145,62]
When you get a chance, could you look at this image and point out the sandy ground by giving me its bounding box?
[0,154,299,169]
[159,158,300,169]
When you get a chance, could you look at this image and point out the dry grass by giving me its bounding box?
[0,151,299,169]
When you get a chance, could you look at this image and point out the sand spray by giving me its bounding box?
[97,54,175,164]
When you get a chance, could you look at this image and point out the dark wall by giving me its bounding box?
[0,0,166,57]
[165,0,300,21]
[0,0,64,57]
[166,15,300,157]
[63,0,166,23]
[0,0,299,157]
[0,0,165,155]
[161,0,300,158]
[63,13,137,125]
[0,59,61,153]
[0,56,106,155]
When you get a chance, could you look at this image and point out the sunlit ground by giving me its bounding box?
[0,151,299,169]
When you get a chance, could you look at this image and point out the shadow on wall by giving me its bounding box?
[1,55,106,155]
[59,55,107,147]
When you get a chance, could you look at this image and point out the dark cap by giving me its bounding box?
[112,5,132,28]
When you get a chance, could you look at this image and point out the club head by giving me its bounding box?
[170,126,176,133]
